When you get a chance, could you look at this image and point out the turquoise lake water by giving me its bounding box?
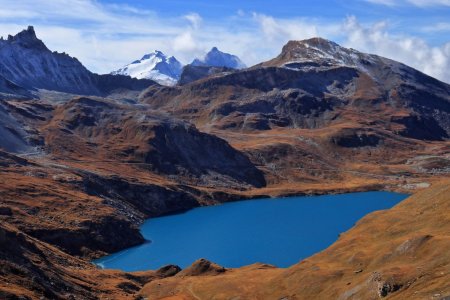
[95,191,408,272]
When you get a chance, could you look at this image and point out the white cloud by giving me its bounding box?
[341,16,450,83]
[252,13,318,42]
[407,0,450,6]
[184,13,202,29]
[422,22,450,32]
[173,32,199,53]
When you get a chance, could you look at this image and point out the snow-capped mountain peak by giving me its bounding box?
[138,50,165,61]
[111,50,182,86]
[191,47,246,69]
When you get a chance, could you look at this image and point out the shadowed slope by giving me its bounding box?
[44,96,265,188]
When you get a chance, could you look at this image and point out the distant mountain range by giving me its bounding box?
[0,26,155,96]
[0,27,246,89]
[111,47,246,86]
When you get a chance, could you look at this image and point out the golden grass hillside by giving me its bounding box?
[140,180,450,300]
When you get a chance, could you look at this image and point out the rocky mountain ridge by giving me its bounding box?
[140,37,450,142]
[0,26,156,96]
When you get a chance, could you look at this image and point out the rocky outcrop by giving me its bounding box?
[332,129,382,148]
[0,150,29,167]
[0,101,34,153]
[143,121,265,187]
[0,223,105,299]
[391,115,449,141]
[94,73,156,95]
[178,259,226,277]
[0,74,33,99]
[154,265,182,278]
[82,173,201,217]
[27,216,145,257]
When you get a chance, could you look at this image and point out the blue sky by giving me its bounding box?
[0,0,450,82]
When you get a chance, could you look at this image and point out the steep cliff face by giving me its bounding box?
[142,121,265,187]
[0,26,155,97]
[0,26,99,95]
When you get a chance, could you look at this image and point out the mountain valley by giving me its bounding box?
[0,26,449,300]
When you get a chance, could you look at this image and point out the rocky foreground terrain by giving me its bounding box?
[0,27,449,299]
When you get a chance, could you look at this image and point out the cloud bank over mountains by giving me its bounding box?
[0,0,449,83]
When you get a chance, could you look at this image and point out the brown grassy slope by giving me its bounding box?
[140,180,450,300]
[0,221,179,300]
[0,153,147,258]
[211,126,450,197]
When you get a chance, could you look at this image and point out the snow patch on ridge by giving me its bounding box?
[277,38,401,82]
[192,47,246,69]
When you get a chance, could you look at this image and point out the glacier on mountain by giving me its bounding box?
[111,51,183,86]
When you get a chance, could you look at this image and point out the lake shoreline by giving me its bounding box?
[92,182,410,264]
[95,191,408,272]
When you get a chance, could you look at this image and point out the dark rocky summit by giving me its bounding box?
[178,64,235,85]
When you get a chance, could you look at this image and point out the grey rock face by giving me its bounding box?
[0,26,156,96]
